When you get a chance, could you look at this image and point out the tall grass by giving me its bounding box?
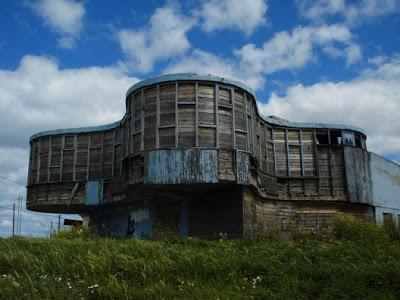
[0,218,400,299]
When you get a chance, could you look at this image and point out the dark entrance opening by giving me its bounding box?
[154,202,180,238]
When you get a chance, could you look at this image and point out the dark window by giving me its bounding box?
[316,131,329,145]
[354,133,362,147]
[330,131,342,145]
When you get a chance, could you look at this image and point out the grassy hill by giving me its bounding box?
[1,218,400,299]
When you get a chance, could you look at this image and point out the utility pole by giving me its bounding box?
[12,203,15,237]
[58,215,61,231]
[19,196,23,235]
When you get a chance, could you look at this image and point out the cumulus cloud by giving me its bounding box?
[0,55,137,237]
[296,0,399,26]
[166,24,360,90]
[28,0,85,49]
[258,55,400,156]
[0,55,136,148]
[118,4,195,73]
[198,0,268,35]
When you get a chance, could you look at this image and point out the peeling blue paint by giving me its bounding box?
[145,149,218,184]
[236,151,250,185]
[85,181,103,205]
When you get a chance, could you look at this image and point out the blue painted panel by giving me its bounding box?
[85,181,102,205]
[145,149,218,184]
[91,202,153,238]
[236,151,250,185]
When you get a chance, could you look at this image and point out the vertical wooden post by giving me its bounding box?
[231,88,236,149]
[141,89,145,152]
[195,82,199,147]
[72,134,78,181]
[215,84,219,148]
[156,85,160,149]
[243,93,248,152]
[47,136,52,182]
[59,136,64,181]
[175,82,179,147]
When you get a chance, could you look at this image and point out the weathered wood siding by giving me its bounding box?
[145,149,218,184]
[27,77,368,213]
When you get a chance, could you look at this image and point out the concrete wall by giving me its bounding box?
[370,153,400,224]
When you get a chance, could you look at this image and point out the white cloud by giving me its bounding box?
[28,0,85,49]
[166,24,360,90]
[198,0,268,35]
[0,55,137,148]
[258,55,400,156]
[118,5,195,73]
[297,0,399,25]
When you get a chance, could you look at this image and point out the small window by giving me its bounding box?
[316,131,329,145]
[354,133,362,147]
[330,131,342,145]
[342,132,354,145]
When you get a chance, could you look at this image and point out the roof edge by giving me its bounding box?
[126,73,255,98]
[29,121,121,142]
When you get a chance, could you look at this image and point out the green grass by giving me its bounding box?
[1,218,400,299]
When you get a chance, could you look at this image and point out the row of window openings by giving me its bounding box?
[315,131,363,147]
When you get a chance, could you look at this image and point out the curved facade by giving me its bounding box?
[28,73,396,238]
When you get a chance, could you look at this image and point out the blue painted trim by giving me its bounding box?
[29,121,121,142]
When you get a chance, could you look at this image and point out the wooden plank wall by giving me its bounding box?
[28,80,365,206]
[29,127,123,186]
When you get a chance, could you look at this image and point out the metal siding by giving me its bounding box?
[236,150,250,185]
[343,147,372,204]
[370,153,400,210]
[145,149,218,184]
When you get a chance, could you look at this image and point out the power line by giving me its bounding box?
[0,175,26,187]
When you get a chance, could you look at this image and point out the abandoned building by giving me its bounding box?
[26,74,400,238]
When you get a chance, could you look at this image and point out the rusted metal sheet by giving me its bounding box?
[343,147,372,204]
[236,150,250,185]
[145,149,218,184]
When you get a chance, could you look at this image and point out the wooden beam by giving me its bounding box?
[231,88,236,149]
[215,84,219,148]
[300,129,305,177]
[141,89,145,152]
[47,136,52,182]
[313,130,321,196]
[86,134,91,180]
[272,128,277,176]
[243,93,249,152]
[156,84,160,149]
[195,82,199,147]
[175,82,179,147]
[37,139,41,183]
[112,130,116,178]
[285,128,290,177]
[59,136,64,182]
[72,134,77,181]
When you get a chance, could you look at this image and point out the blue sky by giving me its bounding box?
[0,0,399,237]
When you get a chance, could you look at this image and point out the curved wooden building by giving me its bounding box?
[27,74,400,238]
